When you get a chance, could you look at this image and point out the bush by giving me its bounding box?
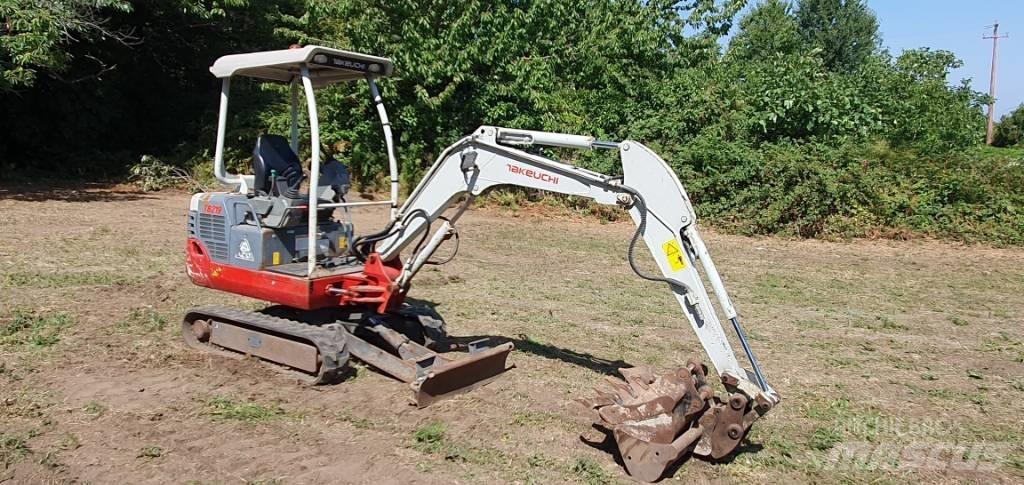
[668,138,1024,244]
[994,104,1024,147]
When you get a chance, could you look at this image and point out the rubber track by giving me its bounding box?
[183,305,350,384]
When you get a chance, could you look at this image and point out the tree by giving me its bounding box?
[994,104,1024,147]
[794,0,879,72]
[0,0,132,91]
[728,0,802,61]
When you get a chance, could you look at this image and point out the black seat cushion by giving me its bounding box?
[252,135,304,198]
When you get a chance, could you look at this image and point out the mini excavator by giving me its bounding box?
[183,46,780,481]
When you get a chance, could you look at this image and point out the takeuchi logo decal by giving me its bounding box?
[506,164,559,184]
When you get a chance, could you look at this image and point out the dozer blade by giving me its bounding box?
[345,324,514,408]
[579,360,769,482]
[411,342,514,408]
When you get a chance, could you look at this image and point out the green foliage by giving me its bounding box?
[411,422,502,465]
[137,445,163,458]
[0,433,31,468]
[1,310,72,348]
[412,422,448,454]
[794,0,879,72]
[0,0,131,91]
[995,104,1024,147]
[0,0,1017,245]
[569,456,613,485]
[129,155,189,192]
[729,0,802,63]
[206,396,290,423]
[676,138,1024,243]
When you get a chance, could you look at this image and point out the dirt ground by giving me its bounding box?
[1,184,1022,484]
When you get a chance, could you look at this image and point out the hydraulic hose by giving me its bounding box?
[618,184,676,286]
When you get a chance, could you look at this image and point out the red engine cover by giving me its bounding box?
[186,238,404,312]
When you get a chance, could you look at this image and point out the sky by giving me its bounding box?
[871,0,1021,118]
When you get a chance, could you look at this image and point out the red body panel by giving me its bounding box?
[186,238,404,312]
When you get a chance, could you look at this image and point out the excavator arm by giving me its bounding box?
[363,126,779,480]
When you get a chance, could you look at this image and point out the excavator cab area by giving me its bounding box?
[197,45,400,279]
[184,46,516,415]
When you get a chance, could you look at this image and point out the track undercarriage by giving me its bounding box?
[182,304,513,407]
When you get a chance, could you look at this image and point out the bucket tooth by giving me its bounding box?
[580,361,718,482]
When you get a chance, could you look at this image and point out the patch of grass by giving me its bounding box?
[734,427,803,470]
[337,411,374,430]
[137,445,163,458]
[527,453,557,469]
[512,411,563,428]
[37,450,62,469]
[852,315,907,331]
[83,401,106,418]
[570,456,613,485]
[808,426,842,451]
[2,271,131,289]
[59,433,80,451]
[115,307,167,333]
[926,388,955,399]
[825,356,858,369]
[206,397,289,423]
[950,316,969,327]
[980,333,1022,364]
[0,310,72,348]
[411,423,503,465]
[244,479,284,485]
[805,398,887,442]
[752,273,809,303]
[413,423,448,454]
[1,433,31,468]
[1007,453,1024,471]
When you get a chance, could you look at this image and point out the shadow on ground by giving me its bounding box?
[0,182,157,202]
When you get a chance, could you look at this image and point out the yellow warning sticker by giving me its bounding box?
[662,239,687,272]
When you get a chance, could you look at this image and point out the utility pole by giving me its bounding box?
[984,21,1009,145]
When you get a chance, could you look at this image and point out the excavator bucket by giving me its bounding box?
[578,360,766,482]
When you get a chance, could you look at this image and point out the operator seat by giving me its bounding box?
[252,134,304,199]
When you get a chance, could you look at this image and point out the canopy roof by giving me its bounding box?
[210,46,394,86]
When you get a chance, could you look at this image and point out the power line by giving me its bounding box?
[983,21,1009,145]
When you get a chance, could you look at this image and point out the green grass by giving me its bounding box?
[0,310,72,348]
[411,423,503,466]
[115,307,167,333]
[413,423,448,454]
[2,271,133,289]
[83,401,106,418]
[206,396,291,423]
[1,433,31,468]
[851,315,907,331]
[570,456,614,485]
[808,426,843,451]
[137,445,164,458]
[337,411,374,430]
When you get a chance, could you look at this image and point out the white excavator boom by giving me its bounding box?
[375,126,777,401]
[368,126,780,480]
